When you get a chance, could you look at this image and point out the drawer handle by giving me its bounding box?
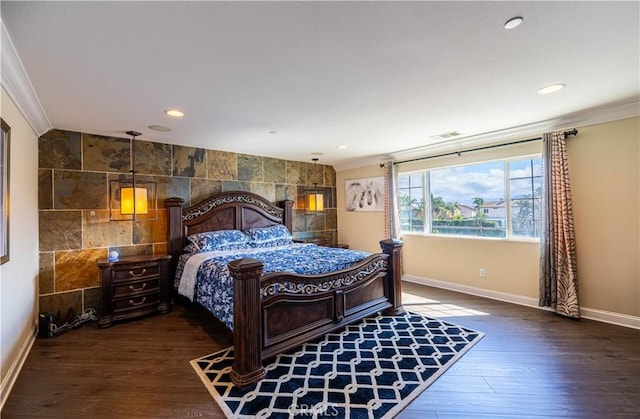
[129,283,147,292]
[128,268,147,278]
[129,297,147,307]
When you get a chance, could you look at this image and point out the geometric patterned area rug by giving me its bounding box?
[191,312,484,418]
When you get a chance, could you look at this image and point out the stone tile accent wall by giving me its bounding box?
[38,129,337,318]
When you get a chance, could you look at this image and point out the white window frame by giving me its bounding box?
[397,153,541,241]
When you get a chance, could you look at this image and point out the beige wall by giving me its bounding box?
[0,88,40,387]
[337,165,387,253]
[567,117,639,317]
[337,117,639,318]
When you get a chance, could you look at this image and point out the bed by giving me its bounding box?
[165,190,404,388]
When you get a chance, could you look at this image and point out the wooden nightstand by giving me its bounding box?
[96,254,172,328]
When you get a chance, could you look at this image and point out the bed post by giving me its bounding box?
[380,239,405,315]
[165,197,185,274]
[277,199,294,233]
[227,258,266,388]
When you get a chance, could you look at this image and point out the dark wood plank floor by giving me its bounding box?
[2,282,639,418]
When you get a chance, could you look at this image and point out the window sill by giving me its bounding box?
[400,231,540,244]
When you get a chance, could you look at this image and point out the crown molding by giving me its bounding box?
[1,19,51,136]
[334,99,640,172]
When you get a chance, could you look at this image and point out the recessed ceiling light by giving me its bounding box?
[336,145,348,150]
[537,83,566,94]
[148,125,172,132]
[311,152,324,156]
[504,16,523,29]
[164,109,184,118]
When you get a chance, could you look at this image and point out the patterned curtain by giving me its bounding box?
[539,131,580,318]
[383,162,402,240]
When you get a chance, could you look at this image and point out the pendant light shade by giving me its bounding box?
[120,187,148,215]
[109,131,157,221]
[308,192,324,212]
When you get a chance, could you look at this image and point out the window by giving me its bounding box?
[398,156,542,239]
[397,172,425,232]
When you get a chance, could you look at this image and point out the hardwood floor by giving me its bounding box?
[3,282,639,418]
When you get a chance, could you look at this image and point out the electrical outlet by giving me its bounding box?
[479,268,486,278]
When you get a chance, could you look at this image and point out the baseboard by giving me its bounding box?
[403,275,640,330]
[1,322,37,411]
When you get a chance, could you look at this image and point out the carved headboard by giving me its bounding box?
[165,191,294,273]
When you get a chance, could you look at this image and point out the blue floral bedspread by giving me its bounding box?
[174,243,371,330]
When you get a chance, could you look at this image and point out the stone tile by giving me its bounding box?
[190,179,223,206]
[207,150,236,180]
[292,209,307,233]
[39,211,82,251]
[324,164,336,187]
[325,208,337,230]
[132,209,167,245]
[39,129,81,170]
[275,184,297,203]
[173,145,206,177]
[54,171,107,209]
[39,169,53,209]
[287,161,307,185]
[222,180,250,192]
[308,161,323,186]
[39,291,83,321]
[248,183,275,202]
[308,213,326,231]
[83,133,130,173]
[39,252,55,294]
[55,248,107,292]
[134,140,171,175]
[264,157,286,183]
[83,287,102,313]
[237,154,263,182]
[110,245,154,258]
[155,175,190,205]
[83,210,131,248]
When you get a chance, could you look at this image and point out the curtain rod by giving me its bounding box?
[393,128,578,165]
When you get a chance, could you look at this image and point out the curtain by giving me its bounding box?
[384,161,402,240]
[539,131,580,318]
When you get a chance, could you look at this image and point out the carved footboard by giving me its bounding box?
[228,239,404,388]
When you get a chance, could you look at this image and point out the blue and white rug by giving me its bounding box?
[191,312,484,418]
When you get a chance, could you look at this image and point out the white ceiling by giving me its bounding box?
[1,1,638,170]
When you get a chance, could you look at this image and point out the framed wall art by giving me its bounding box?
[345,176,384,212]
[1,118,9,264]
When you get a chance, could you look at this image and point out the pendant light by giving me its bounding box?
[109,131,157,221]
[307,158,324,212]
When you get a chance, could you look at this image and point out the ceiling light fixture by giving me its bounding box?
[148,125,172,132]
[504,16,523,29]
[537,83,566,94]
[164,109,184,118]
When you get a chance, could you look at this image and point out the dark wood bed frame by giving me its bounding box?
[166,190,404,388]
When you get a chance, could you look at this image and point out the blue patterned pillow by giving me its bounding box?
[186,230,250,252]
[244,225,293,248]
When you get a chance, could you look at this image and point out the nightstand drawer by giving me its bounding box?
[112,263,161,282]
[112,291,161,313]
[112,278,160,298]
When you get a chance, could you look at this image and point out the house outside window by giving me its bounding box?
[398,156,542,239]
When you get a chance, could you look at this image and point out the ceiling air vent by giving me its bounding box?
[428,131,462,141]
